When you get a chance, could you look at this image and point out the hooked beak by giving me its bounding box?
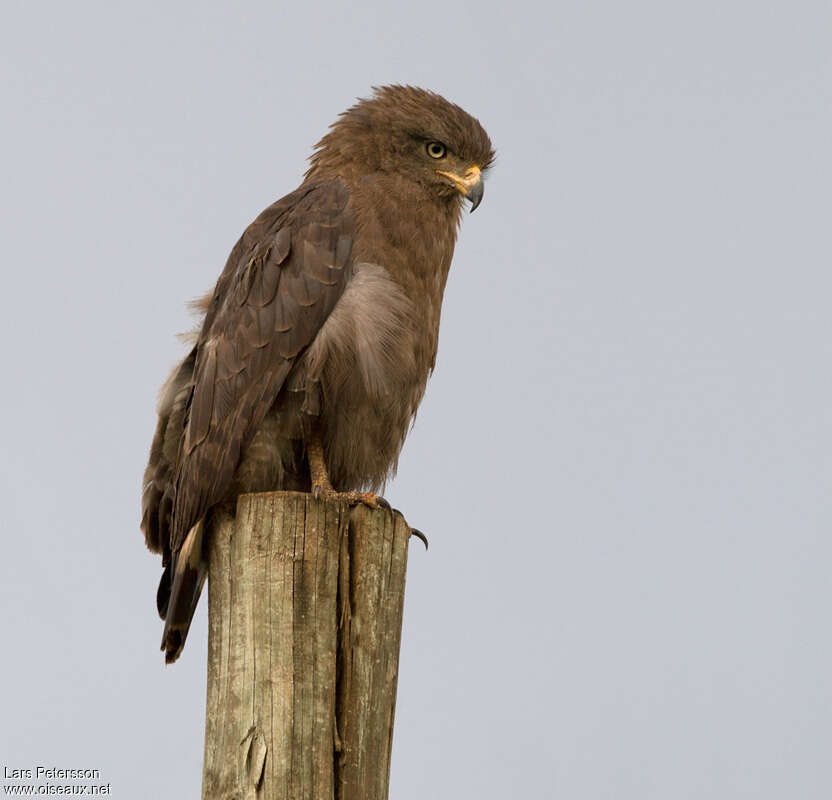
[435,165,484,212]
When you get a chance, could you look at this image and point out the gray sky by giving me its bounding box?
[2,1,830,797]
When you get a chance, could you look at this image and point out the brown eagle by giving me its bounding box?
[141,85,494,662]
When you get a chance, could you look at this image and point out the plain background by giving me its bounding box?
[2,1,830,797]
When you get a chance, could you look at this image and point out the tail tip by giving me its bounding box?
[161,628,185,664]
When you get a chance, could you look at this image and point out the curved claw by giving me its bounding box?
[409,528,429,550]
[376,496,391,512]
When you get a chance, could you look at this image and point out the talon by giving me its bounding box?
[410,528,428,550]
[312,487,392,513]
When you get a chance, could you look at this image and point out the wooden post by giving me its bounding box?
[201,491,412,800]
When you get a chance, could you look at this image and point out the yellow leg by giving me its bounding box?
[307,429,389,511]
[307,429,333,494]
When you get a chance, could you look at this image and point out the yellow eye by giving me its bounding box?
[426,141,447,159]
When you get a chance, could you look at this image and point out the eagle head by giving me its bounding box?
[306,85,495,212]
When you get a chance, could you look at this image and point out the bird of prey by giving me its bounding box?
[141,85,494,663]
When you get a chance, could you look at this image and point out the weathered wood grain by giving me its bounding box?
[202,492,411,800]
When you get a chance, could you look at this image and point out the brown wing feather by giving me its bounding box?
[141,346,196,560]
[170,179,354,552]
[145,178,355,661]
